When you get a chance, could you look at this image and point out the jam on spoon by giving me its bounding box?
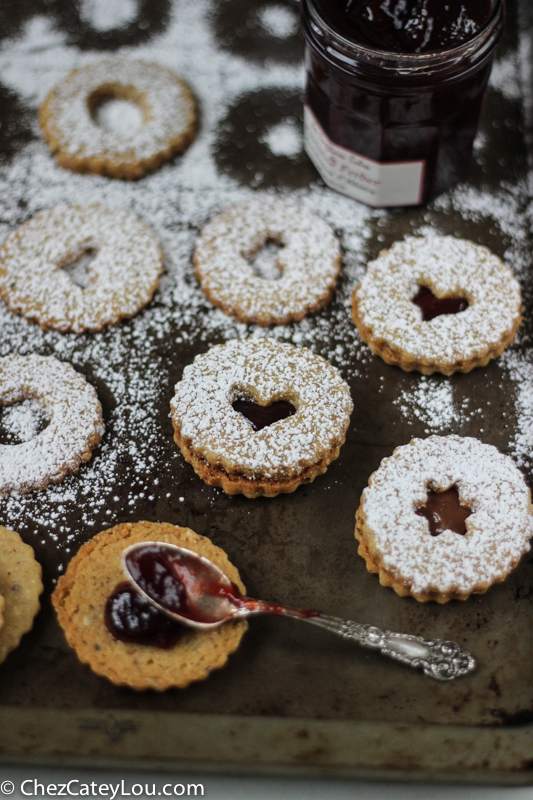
[412,286,469,322]
[232,398,296,431]
[120,542,477,681]
[416,486,472,537]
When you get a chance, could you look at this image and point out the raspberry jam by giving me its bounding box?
[232,399,296,431]
[124,543,248,625]
[412,286,469,321]
[301,0,504,206]
[105,582,184,649]
[330,1,492,54]
[416,486,472,536]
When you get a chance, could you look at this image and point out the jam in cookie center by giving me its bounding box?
[232,398,296,431]
[412,286,469,322]
[105,581,184,649]
[416,486,472,536]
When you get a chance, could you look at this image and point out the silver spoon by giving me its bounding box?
[122,541,476,682]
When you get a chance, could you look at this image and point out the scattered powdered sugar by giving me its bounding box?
[0,399,49,444]
[361,435,533,596]
[171,338,353,479]
[501,350,533,469]
[0,355,104,496]
[261,119,302,157]
[256,5,299,39]
[489,51,523,102]
[392,378,481,434]
[394,379,456,431]
[80,0,140,32]
[95,97,143,134]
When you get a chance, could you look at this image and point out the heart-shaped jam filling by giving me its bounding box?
[416,486,472,537]
[232,399,296,431]
[413,286,468,322]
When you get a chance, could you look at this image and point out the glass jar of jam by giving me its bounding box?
[301,0,505,207]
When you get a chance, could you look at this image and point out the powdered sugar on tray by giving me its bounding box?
[256,5,299,39]
[0,0,530,567]
[80,0,140,32]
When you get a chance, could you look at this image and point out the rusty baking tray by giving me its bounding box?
[1,0,533,783]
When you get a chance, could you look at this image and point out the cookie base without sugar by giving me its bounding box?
[52,521,248,691]
[0,525,43,663]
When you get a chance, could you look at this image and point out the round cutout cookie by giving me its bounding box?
[0,354,104,497]
[0,204,163,333]
[171,338,353,498]
[39,58,196,179]
[52,521,248,690]
[355,435,533,603]
[194,197,341,325]
[0,526,43,664]
[352,236,522,375]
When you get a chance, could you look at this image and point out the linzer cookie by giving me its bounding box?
[0,355,104,496]
[352,236,522,375]
[355,435,533,603]
[52,521,247,690]
[0,526,43,664]
[194,197,341,325]
[39,58,196,179]
[171,338,353,498]
[0,204,163,333]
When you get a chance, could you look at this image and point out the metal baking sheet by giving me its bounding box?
[0,0,533,783]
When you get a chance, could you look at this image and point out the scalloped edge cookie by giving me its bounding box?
[52,521,248,690]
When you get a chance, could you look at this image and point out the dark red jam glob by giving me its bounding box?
[232,399,296,431]
[412,286,469,321]
[301,0,504,205]
[333,0,491,54]
[105,582,184,649]
[416,486,472,536]
[124,543,247,625]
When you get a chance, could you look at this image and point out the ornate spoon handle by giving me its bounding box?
[280,611,476,681]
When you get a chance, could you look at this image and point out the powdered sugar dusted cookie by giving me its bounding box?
[0,204,163,333]
[0,526,43,664]
[39,58,196,179]
[52,521,247,691]
[0,355,104,496]
[355,435,533,603]
[352,236,522,375]
[171,338,353,498]
[194,197,341,325]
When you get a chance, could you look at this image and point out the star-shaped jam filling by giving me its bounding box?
[416,485,472,537]
[413,286,469,322]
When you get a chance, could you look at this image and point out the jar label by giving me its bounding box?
[304,105,425,208]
